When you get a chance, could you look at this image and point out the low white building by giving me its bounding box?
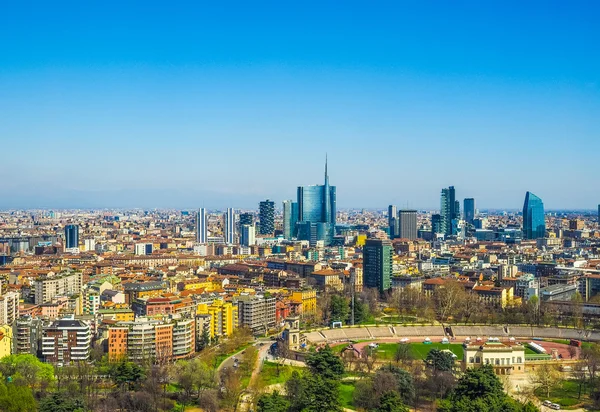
[463,341,525,375]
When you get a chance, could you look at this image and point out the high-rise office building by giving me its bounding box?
[431,214,443,234]
[523,192,546,240]
[363,239,393,294]
[398,210,418,240]
[259,200,275,235]
[297,157,336,246]
[282,200,298,240]
[224,208,236,244]
[65,224,79,249]
[388,205,398,239]
[464,198,476,225]
[195,208,207,243]
[239,213,253,226]
[241,224,256,247]
[440,186,458,236]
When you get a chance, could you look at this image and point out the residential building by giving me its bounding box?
[42,316,91,363]
[0,292,19,325]
[431,214,443,235]
[309,269,344,291]
[236,295,276,334]
[196,208,207,243]
[398,210,417,240]
[34,271,83,304]
[290,290,317,315]
[540,283,577,302]
[196,299,238,339]
[522,191,546,239]
[363,239,393,293]
[0,325,12,358]
[13,316,43,356]
[239,213,253,226]
[440,186,458,236]
[259,200,275,235]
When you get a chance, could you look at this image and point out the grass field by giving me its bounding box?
[534,380,586,409]
[364,342,463,361]
[339,381,356,409]
[524,345,537,355]
[258,361,305,387]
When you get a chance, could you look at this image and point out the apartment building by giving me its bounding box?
[236,295,276,334]
[13,316,43,356]
[34,271,83,304]
[108,316,195,362]
[196,299,238,339]
[42,316,91,363]
[0,291,20,325]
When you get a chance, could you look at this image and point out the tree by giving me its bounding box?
[433,281,466,322]
[305,345,345,379]
[197,328,211,351]
[38,393,84,412]
[529,364,562,398]
[572,362,587,400]
[0,354,55,392]
[378,364,415,404]
[0,381,37,412]
[220,367,243,410]
[329,295,349,324]
[376,391,410,412]
[257,391,290,412]
[438,365,538,412]
[353,379,378,411]
[425,349,455,372]
[394,343,413,365]
[110,361,146,391]
[286,371,342,412]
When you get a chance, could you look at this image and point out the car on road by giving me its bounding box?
[542,400,552,407]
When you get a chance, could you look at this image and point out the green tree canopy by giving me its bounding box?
[305,345,345,379]
[425,349,455,372]
[257,390,291,412]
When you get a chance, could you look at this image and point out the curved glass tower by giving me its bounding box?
[522,192,546,239]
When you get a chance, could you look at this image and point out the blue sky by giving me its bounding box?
[1,1,598,210]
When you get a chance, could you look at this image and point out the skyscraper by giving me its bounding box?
[297,157,336,246]
[464,198,476,225]
[241,224,256,247]
[431,214,443,234]
[363,239,392,294]
[239,213,253,226]
[522,192,546,240]
[259,200,275,235]
[440,186,458,236]
[195,208,207,243]
[398,210,418,240]
[65,225,79,249]
[224,208,236,244]
[282,200,298,240]
[388,205,398,239]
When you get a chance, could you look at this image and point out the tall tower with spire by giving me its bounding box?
[296,155,336,246]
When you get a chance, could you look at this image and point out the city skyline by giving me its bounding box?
[1,2,599,210]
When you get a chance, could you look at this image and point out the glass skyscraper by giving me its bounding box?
[195,208,207,243]
[522,192,546,239]
[440,186,458,236]
[363,239,393,293]
[296,158,336,246]
[65,224,79,249]
[398,210,417,240]
[224,208,236,244]
[463,198,476,225]
[282,200,298,240]
[388,205,398,239]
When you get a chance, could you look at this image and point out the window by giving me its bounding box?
[476,357,480,363]
[469,357,474,363]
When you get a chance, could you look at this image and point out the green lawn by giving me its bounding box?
[215,342,254,368]
[258,361,304,387]
[339,381,356,409]
[524,345,537,355]
[407,343,463,361]
[534,380,586,409]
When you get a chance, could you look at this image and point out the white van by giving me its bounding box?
[542,400,552,407]
[550,403,561,410]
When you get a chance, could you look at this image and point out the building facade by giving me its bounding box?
[388,205,398,239]
[464,198,476,225]
[363,239,393,293]
[224,208,236,244]
[522,191,546,240]
[259,200,275,235]
[42,316,91,363]
[34,271,83,304]
[195,208,207,243]
[282,200,298,240]
[398,210,417,240]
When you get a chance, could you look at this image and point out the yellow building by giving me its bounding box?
[181,279,214,291]
[197,300,238,338]
[473,286,514,308]
[0,325,12,359]
[356,234,367,247]
[98,308,135,322]
[291,290,317,315]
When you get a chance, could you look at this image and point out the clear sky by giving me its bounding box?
[1,1,598,210]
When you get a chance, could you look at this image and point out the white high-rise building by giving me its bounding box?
[196,208,207,243]
[225,208,236,244]
[241,224,256,247]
